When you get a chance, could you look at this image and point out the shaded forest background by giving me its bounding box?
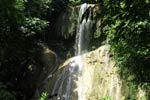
[0,0,150,100]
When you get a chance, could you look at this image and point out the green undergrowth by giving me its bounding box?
[97,96,111,100]
[39,92,48,100]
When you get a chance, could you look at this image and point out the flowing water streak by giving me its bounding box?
[104,47,109,71]
[109,75,114,99]
[109,74,120,100]
[76,3,93,100]
[51,67,67,96]
[77,19,86,55]
[102,44,121,100]
[102,44,114,99]
[75,3,88,55]
[76,56,83,100]
[116,77,120,100]
[75,3,92,55]
[51,56,82,100]
[52,3,92,100]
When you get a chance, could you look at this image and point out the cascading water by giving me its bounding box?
[109,75,120,100]
[75,3,93,55]
[76,3,93,100]
[51,3,93,100]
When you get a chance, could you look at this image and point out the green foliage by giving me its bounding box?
[0,0,51,99]
[97,96,111,100]
[100,0,150,99]
[21,17,49,36]
[39,92,48,100]
[0,83,16,100]
[140,97,146,100]
[25,0,52,17]
[0,0,25,33]
[68,0,100,5]
[69,0,81,5]
[140,83,150,99]
[0,89,16,100]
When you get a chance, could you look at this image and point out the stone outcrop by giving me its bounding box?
[54,3,102,39]
[48,45,147,100]
[32,43,58,100]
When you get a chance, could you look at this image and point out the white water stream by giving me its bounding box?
[51,3,93,100]
[75,3,93,55]
[76,3,93,100]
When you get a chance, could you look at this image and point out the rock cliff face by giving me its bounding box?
[32,43,58,100]
[49,45,146,100]
[54,3,102,39]
[50,45,118,100]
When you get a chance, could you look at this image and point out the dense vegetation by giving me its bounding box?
[0,0,51,99]
[0,0,150,100]
[101,0,150,99]
[102,0,150,80]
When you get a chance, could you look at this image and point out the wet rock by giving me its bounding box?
[49,45,147,100]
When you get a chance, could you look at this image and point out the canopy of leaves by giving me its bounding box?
[0,0,52,99]
[101,0,150,98]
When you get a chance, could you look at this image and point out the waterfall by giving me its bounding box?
[75,3,93,55]
[51,3,93,100]
[76,3,93,100]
